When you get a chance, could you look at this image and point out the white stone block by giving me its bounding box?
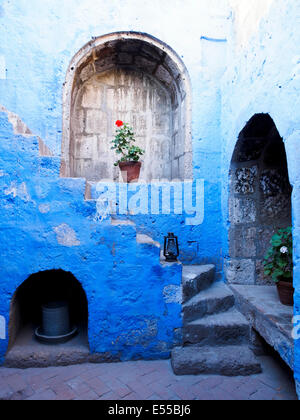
[82,83,103,108]
[0,316,5,340]
[85,110,108,134]
[98,136,110,154]
[80,63,94,83]
[76,135,98,158]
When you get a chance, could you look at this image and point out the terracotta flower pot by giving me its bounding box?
[119,161,142,183]
[277,280,294,306]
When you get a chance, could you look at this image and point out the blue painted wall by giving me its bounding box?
[0,0,227,362]
[0,112,185,362]
[0,0,299,391]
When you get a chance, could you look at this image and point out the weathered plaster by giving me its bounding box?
[0,316,5,340]
[228,0,274,49]
[54,224,81,247]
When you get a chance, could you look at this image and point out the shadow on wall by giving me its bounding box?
[227,114,292,286]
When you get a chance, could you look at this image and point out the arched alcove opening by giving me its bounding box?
[7,270,89,367]
[227,114,292,285]
[61,32,192,182]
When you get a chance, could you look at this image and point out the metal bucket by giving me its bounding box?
[41,301,71,337]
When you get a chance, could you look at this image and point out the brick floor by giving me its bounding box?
[0,355,297,401]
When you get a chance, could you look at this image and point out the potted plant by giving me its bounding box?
[111,120,145,183]
[264,227,294,306]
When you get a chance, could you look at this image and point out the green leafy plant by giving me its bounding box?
[263,227,293,283]
[111,120,145,166]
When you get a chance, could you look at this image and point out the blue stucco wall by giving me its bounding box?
[0,0,228,362]
[0,112,185,363]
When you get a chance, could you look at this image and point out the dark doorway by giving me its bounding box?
[228,114,292,285]
[7,270,89,368]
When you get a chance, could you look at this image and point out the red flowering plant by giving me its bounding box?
[264,227,293,283]
[115,120,123,127]
[111,120,144,166]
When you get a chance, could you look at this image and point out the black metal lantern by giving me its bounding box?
[164,233,179,262]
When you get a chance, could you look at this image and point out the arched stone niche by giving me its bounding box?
[227,114,292,285]
[8,270,89,355]
[61,32,192,182]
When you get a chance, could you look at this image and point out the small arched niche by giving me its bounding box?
[61,32,192,182]
[228,114,292,285]
[7,270,89,366]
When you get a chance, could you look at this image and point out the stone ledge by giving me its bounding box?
[136,233,160,248]
[229,285,294,370]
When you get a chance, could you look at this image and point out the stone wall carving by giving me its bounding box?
[228,114,292,285]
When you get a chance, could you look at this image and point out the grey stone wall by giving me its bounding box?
[227,115,292,285]
[71,69,173,181]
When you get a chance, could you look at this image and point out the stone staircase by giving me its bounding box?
[171,265,262,376]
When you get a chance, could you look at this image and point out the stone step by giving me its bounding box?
[171,345,262,376]
[183,282,235,323]
[136,234,160,248]
[182,265,215,303]
[183,309,250,346]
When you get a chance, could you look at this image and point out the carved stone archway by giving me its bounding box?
[61,32,192,182]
